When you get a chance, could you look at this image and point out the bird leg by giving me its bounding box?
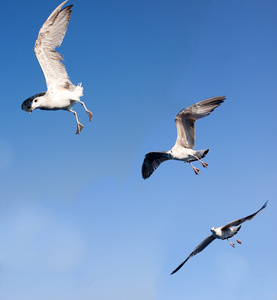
[227,238,235,248]
[76,100,93,121]
[70,109,84,135]
[234,236,242,244]
[189,162,199,175]
[193,155,208,168]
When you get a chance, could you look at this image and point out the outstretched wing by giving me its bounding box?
[141,151,170,179]
[34,0,73,90]
[221,201,268,230]
[174,96,225,149]
[171,234,216,275]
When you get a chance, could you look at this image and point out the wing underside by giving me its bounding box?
[34,0,73,89]
[174,96,225,149]
[221,201,268,230]
[141,151,170,179]
[171,234,216,274]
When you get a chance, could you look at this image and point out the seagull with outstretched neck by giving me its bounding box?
[21,1,92,134]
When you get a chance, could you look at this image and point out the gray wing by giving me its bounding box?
[171,234,216,275]
[221,201,268,230]
[142,151,170,179]
[174,96,225,149]
[34,1,73,90]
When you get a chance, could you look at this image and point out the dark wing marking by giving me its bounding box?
[174,96,225,149]
[141,151,170,179]
[221,201,268,230]
[171,234,216,275]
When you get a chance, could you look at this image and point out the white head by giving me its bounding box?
[210,226,216,233]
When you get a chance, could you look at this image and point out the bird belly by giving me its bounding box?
[212,227,233,240]
[47,87,82,110]
[217,228,238,240]
[171,147,198,162]
[221,226,241,239]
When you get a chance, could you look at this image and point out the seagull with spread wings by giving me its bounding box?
[21,1,92,134]
[171,201,268,275]
[142,96,225,179]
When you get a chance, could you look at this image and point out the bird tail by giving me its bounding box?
[75,83,83,97]
[202,149,209,158]
[234,225,241,234]
[195,149,209,159]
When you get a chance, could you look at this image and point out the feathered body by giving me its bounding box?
[21,1,92,134]
[171,201,268,275]
[142,96,225,179]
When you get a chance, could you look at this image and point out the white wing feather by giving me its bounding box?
[34,0,73,90]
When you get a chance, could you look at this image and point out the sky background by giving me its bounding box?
[0,0,276,299]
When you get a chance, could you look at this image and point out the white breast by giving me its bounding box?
[171,146,196,161]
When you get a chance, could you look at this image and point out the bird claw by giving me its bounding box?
[201,162,208,168]
[189,162,199,175]
[193,167,200,175]
[76,123,84,135]
[87,111,93,122]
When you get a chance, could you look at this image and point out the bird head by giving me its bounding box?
[21,92,46,113]
[210,227,216,233]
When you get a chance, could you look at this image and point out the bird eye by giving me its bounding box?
[34,99,38,103]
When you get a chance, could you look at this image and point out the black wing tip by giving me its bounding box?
[142,172,150,180]
[209,96,226,105]
[141,165,153,180]
[170,261,186,275]
[205,95,226,106]
[170,270,176,275]
[61,4,73,13]
[141,156,152,180]
[213,95,226,101]
[170,266,180,275]
[141,151,168,180]
[262,200,269,209]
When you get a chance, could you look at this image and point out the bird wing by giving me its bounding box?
[34,0,73,90]
[171,234,216,275]
[174,96,225,149]
[141,151,170,179]
[221,201,268,230]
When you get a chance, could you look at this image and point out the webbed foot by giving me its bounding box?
[87,111,93,122]
[201,161,208,168]
[189,162,199,175]
[76,122,84,135]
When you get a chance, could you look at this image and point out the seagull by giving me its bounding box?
[171,201,268,275]
[21,1,92,134]
[141,96,225,179]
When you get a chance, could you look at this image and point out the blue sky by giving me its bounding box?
[0,0,276,299]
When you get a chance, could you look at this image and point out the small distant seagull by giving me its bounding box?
[171,201,268,275]
[21,1,92,134]
[141,96,225,179]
